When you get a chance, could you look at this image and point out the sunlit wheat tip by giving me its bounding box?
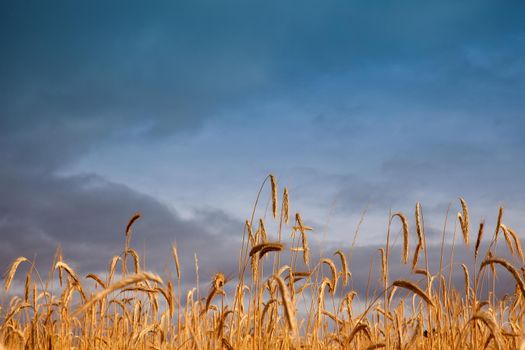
[125,211,141,243]
[283,187,290,224]
[171,244,181,280]
[475,220,484,260]
[270,174,278,218]
[459,197,470,246]
[415,202,424,245]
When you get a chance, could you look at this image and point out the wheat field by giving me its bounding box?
[1,175,525,349]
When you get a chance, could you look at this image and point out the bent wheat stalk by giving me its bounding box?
[392,280,435,308]
[479,257,525,297]
[74,272,163,316]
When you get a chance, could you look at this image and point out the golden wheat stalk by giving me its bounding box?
[459,197,470,246]
[244,220,254,247]
[480,257,525,297]
[259,218,268,242]
[317,278,331,325]
[282,187,290,225]
[272,275,297,334]
[249,242,284,259]
[461,264,470,302]
[458,311,502,350]
[334,250,350,286]
[415,202,424,245]
[392,280,435,308]
[4,256,29,293]
[270,174,278,218]
[379,248,386,284]
[74,272,163,316]
[322,258,338,294]
[475,220,484,260]
[346,322,370,346]
[494,207,503,240]
[85,273,107,289]
[500,224,516,256]
[392,212,410,264]
[507,227,525,263]
[126,248,141,273]
[171,244,181,280]
[125,211,141,246]
[411,243,421,271]
[55,261,81,285]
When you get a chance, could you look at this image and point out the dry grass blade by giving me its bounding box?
[392,280,435,308]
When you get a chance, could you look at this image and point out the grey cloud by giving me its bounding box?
[1,0,524,177]
[0,168,243,285]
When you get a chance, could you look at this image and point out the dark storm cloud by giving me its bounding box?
[2,0,524,142]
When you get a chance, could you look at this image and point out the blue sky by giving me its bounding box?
[1,1,524,288]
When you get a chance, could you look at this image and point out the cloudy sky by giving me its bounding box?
[1,1,524,294]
